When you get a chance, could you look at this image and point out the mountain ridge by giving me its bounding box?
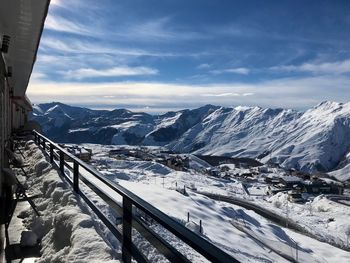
[30,101,350,179]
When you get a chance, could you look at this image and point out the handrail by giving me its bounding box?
[33,130,240,263]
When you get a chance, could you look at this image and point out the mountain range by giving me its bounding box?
[30,101,350,180]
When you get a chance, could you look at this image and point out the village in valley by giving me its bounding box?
[64,143,347,201]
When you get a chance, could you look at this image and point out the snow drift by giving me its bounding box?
[20,140,119,263]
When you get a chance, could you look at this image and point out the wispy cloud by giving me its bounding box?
[202,92,254,97]
[210,67,250,75]
[63,66,158,80]
[44,12,204,43]
[40,37,191,58]
[50,0,63,6]
[197,63,211,69]
[271,59,350,75]
[28,75,350,112]
[30,72,47,81]
[45,15,92,35]
[125,17,205,42]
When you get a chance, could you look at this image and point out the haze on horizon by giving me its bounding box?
[28,0,350,113]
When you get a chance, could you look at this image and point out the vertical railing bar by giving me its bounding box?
[50,143,54,163]
[122,196,133,263]
[59,150,64,174]
[73,160,79,193]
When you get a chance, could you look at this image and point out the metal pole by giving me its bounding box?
[59,150,64,174]
[50,144,54,163]
[200,220,202,234]
[122,196,132,263]
[73,161,79,193]
[187,212,190,222]
[42,138,46,151]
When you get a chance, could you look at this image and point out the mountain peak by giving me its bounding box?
[315,100,342,109]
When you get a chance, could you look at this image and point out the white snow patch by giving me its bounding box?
[18,141,120,263]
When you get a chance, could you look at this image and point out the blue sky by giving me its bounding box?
[28,0,350,112]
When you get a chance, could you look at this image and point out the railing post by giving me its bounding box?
[122,197,132,263]
[59,150,64,174]
[34,132,37,143]
[50,144,54,163]
[73,161,79,193]
[37,136,40,146]
[42,138,46,151]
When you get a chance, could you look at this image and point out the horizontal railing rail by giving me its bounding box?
[33,130,240,263]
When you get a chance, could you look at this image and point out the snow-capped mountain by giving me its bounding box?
[30,101,350,177]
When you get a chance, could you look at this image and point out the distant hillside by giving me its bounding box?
[30,101,350,180]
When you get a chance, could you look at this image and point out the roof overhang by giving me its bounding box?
[0,0,50,98]
[12,95,33,111]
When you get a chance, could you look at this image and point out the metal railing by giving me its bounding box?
[33,131,239,263]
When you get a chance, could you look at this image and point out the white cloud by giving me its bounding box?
[45,15,91,35]
[63,66,158,79]
[271,59,350,75]
[44,12,203,43]
[197,63,211,69]
[27,75,350,112]
[119,17,205,42]
[40,37,182,58]
[30,72,47,80]
[50,0,62,6]
[202,93,240,97]
[211,67,250,75]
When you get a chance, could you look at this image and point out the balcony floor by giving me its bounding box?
[4,200,41,263]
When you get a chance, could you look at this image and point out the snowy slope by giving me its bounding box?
[143,105,219,146]
[31,103,155,145]
[169,101,350,174]
[30,101,350,175]
[78,145,350,262]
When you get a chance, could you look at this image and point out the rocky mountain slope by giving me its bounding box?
[30,101,350,177]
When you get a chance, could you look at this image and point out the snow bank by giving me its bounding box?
[268,192,289,208]
[20,141,119,263]
[266,191,350,250]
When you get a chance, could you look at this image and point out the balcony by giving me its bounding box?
[1,130,239,262]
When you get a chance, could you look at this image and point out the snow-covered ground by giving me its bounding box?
[10,139,350,262]
[14,141,119,263]
[262,192,350,249]
[77,143,350,262]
